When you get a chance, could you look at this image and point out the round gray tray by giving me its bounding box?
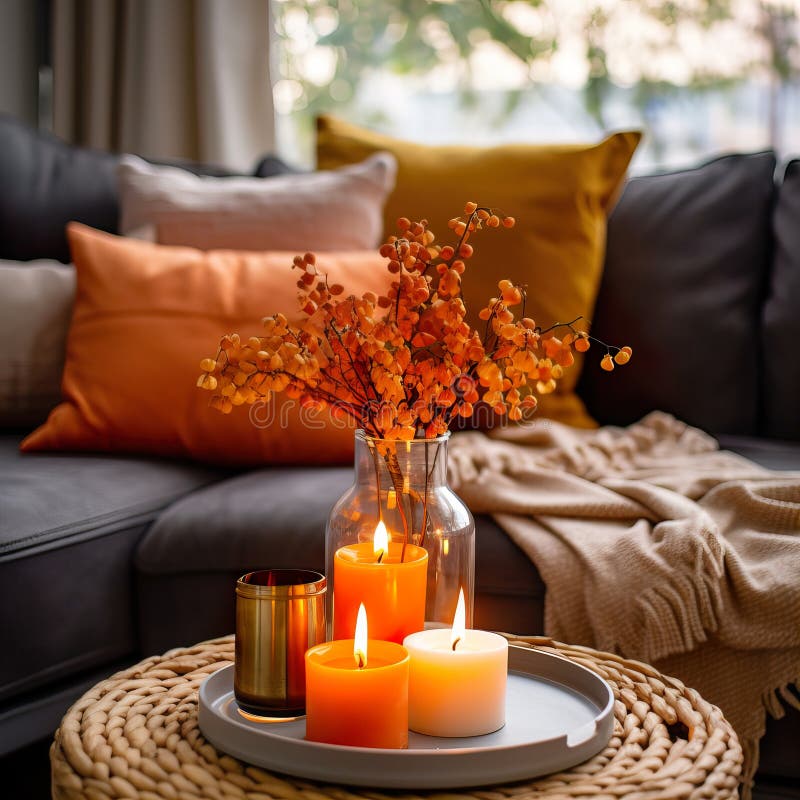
[198,644,614,789]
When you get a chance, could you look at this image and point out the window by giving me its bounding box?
[272,0,799,171]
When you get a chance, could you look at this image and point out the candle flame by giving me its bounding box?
[451,588,466,651]
[354,603,368,668]
[373,520,389,563]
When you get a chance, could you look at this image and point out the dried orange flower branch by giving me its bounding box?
[197,203,631,441]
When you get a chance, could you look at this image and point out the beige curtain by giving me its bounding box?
[52,0,275,170]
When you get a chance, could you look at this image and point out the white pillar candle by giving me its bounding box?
[403,590,508,737]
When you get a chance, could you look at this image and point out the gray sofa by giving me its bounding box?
[1,118,798,789]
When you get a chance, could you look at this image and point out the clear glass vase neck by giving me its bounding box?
[353,431,449,488]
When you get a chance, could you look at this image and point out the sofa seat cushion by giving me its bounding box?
[0,434,224,702]
[717,434,800,471]
[134,468,544,653]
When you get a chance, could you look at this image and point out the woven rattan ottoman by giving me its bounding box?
[50,635,743,800]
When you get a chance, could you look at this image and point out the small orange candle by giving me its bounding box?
[305,604,410,749]
[333,521,428,643]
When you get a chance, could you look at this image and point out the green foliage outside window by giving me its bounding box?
[273,0,799,162]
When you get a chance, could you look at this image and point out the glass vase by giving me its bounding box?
[325,430,475,637]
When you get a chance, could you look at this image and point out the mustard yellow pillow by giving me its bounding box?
[316,115,641,427]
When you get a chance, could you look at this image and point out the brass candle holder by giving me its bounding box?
[234,569,327,718]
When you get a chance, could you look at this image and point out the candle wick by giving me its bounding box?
[376,550,384,564]
[451,636,461,651]
[355,651,366,669]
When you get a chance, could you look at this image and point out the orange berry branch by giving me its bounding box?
[197,203,631,441]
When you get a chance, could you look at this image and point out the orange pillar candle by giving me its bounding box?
[305,604,410,749]
[333,521,428,643]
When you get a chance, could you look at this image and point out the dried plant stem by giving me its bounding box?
[384,449,412,560]
[418,440,442,551]
[369,438,444,563]
[368,442,384,525]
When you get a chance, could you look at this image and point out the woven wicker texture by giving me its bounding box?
[51,635,742,800]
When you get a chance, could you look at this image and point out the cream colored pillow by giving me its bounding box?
[0,260,75,428]
[117,152,397,250]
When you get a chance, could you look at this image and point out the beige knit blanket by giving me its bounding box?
[449,412,800,796]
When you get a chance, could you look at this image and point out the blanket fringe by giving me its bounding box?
[763,676,800,718]
[635,569,722,663]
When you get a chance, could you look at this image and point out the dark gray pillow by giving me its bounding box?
[0,114,294,263]
[254,154,301,177]
[578,151,776,436]
[763,160,800,440]
[0,115,120,263]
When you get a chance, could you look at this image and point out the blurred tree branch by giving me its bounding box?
[274,0,798,148]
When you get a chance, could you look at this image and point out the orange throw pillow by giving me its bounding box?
[21,224,392,466]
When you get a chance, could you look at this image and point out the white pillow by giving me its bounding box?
[0,260,75,428]
[117,152,397,251]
